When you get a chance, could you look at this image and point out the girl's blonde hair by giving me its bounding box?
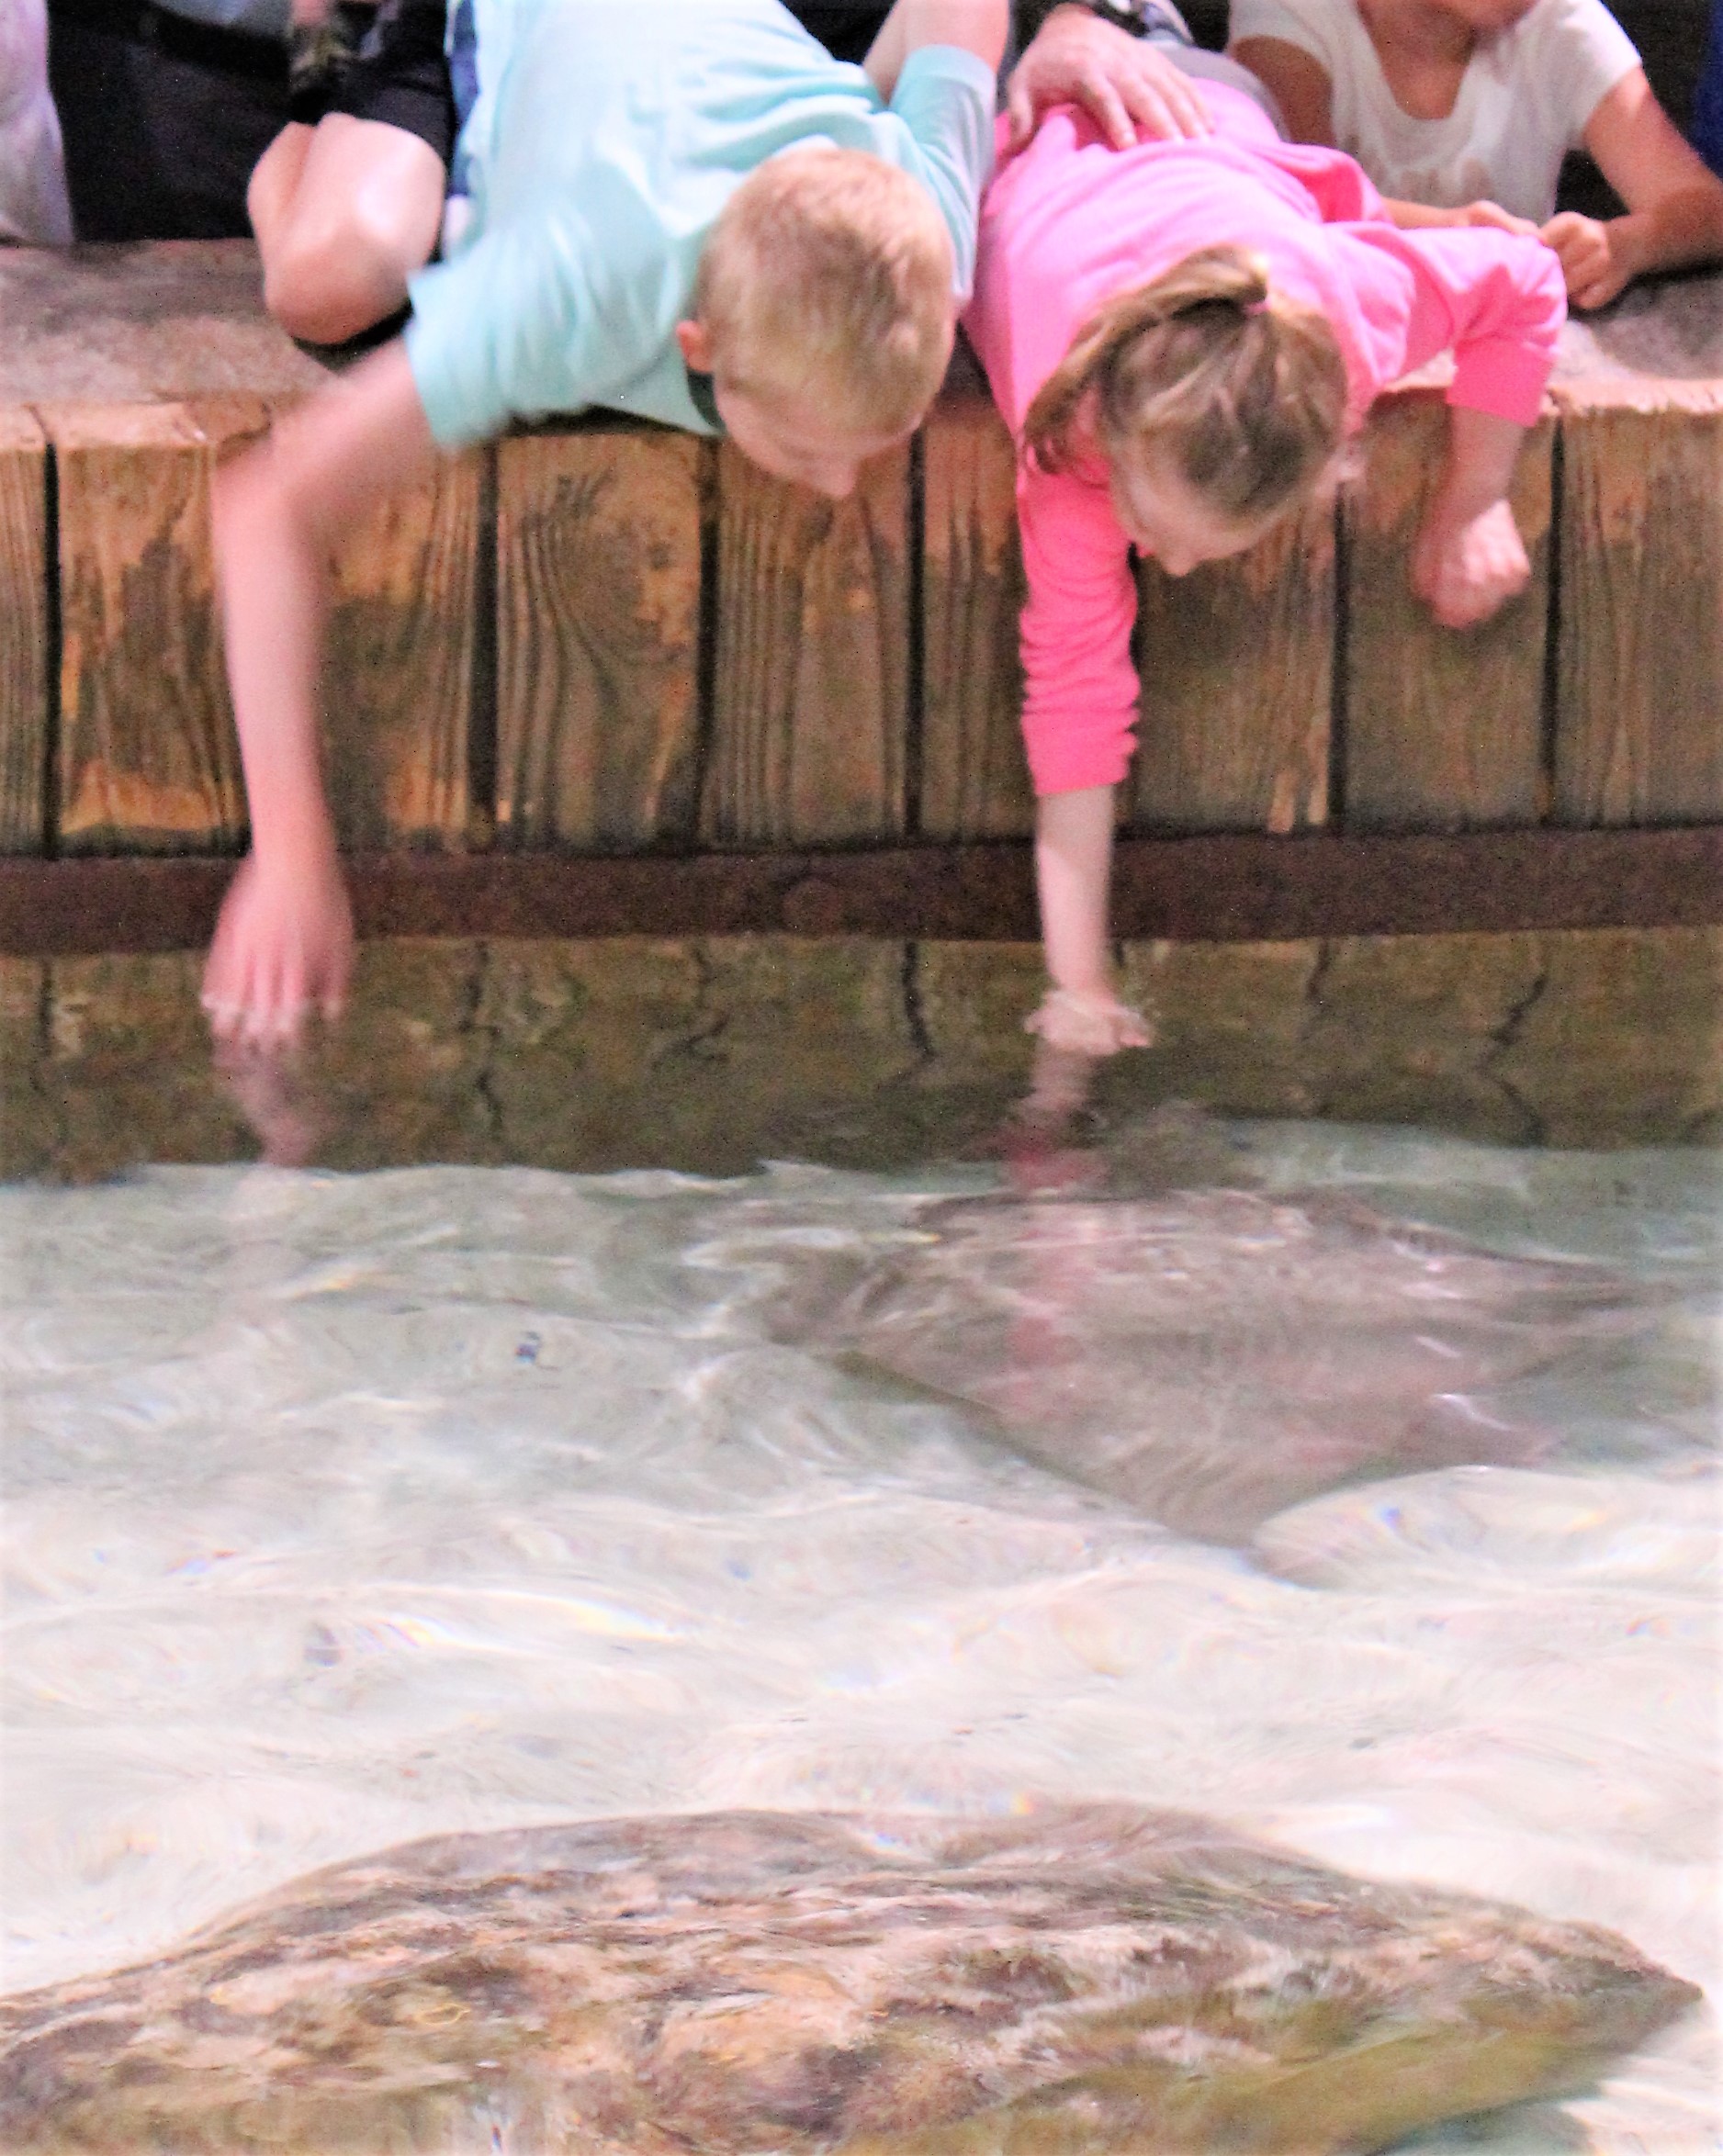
[1024,245,1349,529]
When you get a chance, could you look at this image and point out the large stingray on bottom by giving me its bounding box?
[741,1178,1661,1542]
[0,1804,1698,2155]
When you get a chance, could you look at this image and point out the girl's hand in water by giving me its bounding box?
[1026,984,1155,1057]
[1411,495,1529,629]
[202,849,354,1048]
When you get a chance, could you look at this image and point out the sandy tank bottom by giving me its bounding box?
[1,1119,1717,2151]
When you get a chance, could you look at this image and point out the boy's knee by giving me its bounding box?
[261,235,388,347]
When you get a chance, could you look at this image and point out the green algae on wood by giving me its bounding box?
[0,1804,1695,2153]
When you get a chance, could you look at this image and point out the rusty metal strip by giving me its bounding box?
[2,828,1719,957]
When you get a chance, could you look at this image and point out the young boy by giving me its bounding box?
[1229,0,1723,309]
[202,0,1007,1045]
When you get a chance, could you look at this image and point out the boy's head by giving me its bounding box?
[677,147,956,498]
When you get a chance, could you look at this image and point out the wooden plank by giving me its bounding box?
[1125,498,1334,834]
[1343,389,1553,830]
[40,397,266,856]
[0,409,49,854]
[919,384,1033,841]
[5,828,1720,957]
[319,422,485,851]
[496,424,704,852]
[1551,376,1723,825]
[701,440,910,848]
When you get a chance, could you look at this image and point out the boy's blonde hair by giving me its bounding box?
[696,147,955,435]
[1025,245,1349,530]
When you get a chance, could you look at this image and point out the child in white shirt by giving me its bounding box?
[1229,0,1723,308]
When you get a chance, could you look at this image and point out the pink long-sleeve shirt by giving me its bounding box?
[963,86,1566,798]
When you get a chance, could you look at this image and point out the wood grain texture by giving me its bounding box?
[1551,377,1723,825]
[318,420,485,851]
[42,397,266,855]
[919,385,1033,841]
[1343,390,1553,831]
[0,409,49,854]
[1125,500,1334,835]
[701,440,909,848]
[496,425,704,852]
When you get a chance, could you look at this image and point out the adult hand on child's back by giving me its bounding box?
[202,849,354,1049]
[1007,6,1212,152]
[1540,212,1630,310]
[1410,496,1529,629]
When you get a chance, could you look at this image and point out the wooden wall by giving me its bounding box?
[1,359,1718,880]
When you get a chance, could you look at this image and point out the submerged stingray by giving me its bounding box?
[0,1804,1697,2155]
[741,1178,1662,1542]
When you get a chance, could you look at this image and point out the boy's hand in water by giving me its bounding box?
[1411,496,1529,629]
[1026,983,1155,1057]
[1007,6,1212,152]
[202,848,353,1047]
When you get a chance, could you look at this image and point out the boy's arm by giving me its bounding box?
[203,341,440,1044]
[864,0,1008,101]
[1546,68,1723,308]
[1227,35,1335,143]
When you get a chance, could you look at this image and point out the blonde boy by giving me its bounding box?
[205,0,1006,1042]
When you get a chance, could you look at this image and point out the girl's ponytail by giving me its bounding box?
[1024,244,1348,528]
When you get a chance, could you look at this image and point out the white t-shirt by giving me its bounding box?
[0,0,73,246]
[1227,0,1640,221]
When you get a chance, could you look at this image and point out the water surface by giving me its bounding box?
[2,1118,1717,2150]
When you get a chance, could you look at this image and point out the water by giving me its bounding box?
[2,1117,1717,2150]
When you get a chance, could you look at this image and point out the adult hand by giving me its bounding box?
[202,848,354,1049]
[1539,211,1632,310]
[1411,495,1529,629]
[1006,5,1212,152]
[1025,983,1155,1055]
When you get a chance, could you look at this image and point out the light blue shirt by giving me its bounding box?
[405,0,996,448]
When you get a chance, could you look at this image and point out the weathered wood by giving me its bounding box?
[1126,500,1334,834]
[702,440,909,848]
[919,385,1032,841]
[318,421,485,850]
[1552,376,1723,825]
[496,424,704,851]
[41,397,267,855]
[0,409,49,854]
[1344,390,1554,829]
[6,827,1719,958]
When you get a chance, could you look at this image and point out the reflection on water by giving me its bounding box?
[1,1107,1717,2150]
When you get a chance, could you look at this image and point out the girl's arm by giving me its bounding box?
[1030,786,1154,1054]
[203,340,441,1044]
[1544,68,1723,309]
[1409,405,1533,628]
[1227,36,1336,145]
[1015,464,1154,1053]
[864,0,1008,100]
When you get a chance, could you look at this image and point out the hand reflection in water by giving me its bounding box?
[997,1034,1110,1198]
[215,1037,329,1168]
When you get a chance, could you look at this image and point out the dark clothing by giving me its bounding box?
[47,0,903,240]
[287,0,454,158]
[48,0,287,239]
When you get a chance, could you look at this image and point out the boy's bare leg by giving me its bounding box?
[250,113,445,346]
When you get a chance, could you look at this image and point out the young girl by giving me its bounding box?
[964,77,1565,1055]
[1229,0,1723,311]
